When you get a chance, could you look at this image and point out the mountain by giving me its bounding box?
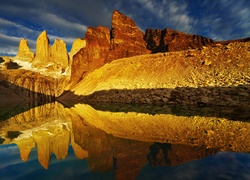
[14,39,35,62]
[68,10,215,88]
[1,10,250,104]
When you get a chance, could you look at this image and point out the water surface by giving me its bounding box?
[0,101,249,179]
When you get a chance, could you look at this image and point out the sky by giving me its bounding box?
[0,0,249,56]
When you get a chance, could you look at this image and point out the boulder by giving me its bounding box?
[14,39,35,62]
[32,30,50,68]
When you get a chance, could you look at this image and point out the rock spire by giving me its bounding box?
[32,30,50,68]
[14,39,35,62]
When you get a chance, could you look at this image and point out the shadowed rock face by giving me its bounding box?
[14,39,35,62]
[144,28,215,52]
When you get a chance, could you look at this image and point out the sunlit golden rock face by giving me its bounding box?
[27,30,70,74]
[50,39,69,73]
[32,30,50,68]
[71,41,250,106]
[0,69,69,98]
[69,38,87,62]
[71,104,250,152]
[14,39,35,62]
[68,26,110,88]
[68,10,150,88]
[15,138,36,162]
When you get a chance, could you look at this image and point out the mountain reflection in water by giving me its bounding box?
[0,101,249,179]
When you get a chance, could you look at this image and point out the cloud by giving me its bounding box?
[133,0,195,33]
[0,33,23,56]
[0,0,249,56]
[37,12,88,37]
[200,0,250,40]
[0,0,116,56]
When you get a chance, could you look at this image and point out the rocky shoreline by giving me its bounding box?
[78,84,250,108]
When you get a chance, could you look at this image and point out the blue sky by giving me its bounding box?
[0,0,249,56]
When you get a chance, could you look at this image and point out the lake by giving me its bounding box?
[0,101,249,180]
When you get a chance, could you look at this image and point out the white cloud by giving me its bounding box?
[48,35,76,45]
[38,12,88,36]
[200,0,250,40]
[0,17,39,38]
[136,0,194,33]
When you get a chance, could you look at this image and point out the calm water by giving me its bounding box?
[0,101,249,180]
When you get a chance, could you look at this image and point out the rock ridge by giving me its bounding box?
[68,10,216,88]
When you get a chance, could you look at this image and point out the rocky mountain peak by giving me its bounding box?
[69,38,87,61]
[50,38,69,71]
[106,10,149,62]
[14,38,35,62]
[32,30,50,68]
[67,10,150,88]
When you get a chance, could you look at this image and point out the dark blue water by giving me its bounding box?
[0,102,250,180]
[0,143,250,180]
[0,144,115,180]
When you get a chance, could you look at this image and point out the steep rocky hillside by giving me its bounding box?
[67,10,214,88]
[68,41,250,107]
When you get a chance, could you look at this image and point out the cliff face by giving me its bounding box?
[14,39,35,62]
[68,26,110,87]
[68,10,150,87]
[0,69,69,99]
[106,10,149,62]
[69,38,87,62]
[144,28,215,52]
[68,10,216,88]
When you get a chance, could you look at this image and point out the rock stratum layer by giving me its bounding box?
[0,69,69,100]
